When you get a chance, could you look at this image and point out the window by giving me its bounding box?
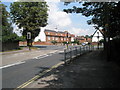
[52,37,54,40]
[48,36,50,40]
[56,37,58,40]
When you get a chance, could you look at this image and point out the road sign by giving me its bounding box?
[27,32,31,40]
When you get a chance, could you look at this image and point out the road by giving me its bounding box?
[2,45,65,66]
[2,45,85,88]
[2,45,68,88]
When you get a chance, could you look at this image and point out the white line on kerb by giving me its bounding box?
[0,61,25,69]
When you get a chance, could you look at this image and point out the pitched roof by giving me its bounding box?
[44,29,57,33]
[92,29,104,37]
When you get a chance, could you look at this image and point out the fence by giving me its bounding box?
[64,45,94,65]
[1,41,19,51]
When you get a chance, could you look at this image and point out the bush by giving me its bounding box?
[71,40,79,45]
[51,40,57,45]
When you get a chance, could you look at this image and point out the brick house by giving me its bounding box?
[76,36,86,43]
[76,36,92,44]
[44,29,75,43]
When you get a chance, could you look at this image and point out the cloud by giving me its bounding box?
[45,0,60,3]
[45,1,94,36]
[69,27,94,36]
[10,0,95,37]
[45,0,72,30]
[1,0,15,2]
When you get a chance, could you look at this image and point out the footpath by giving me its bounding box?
[0,47,35,55]
[27,50,120,88]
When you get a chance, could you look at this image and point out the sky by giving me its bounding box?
[2,0,96,37]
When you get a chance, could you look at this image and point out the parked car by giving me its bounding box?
[82,43,86,46]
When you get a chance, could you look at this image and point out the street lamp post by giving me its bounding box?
[97,32,99,49]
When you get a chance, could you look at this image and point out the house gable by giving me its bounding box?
[92,29,104,42]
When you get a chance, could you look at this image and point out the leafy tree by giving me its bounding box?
[63,2,120,61]
[10,2,48,41]
[71,40,79,45]
[84,35,92,39]
[51,40,57,45]
[38,39,41,42]
[0,2,21,43]
[63,2,120,38]
[99,39,104,44]
[19,36,26,42]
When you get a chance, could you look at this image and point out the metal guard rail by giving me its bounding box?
[64,45,94,65]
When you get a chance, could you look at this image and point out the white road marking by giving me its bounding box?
[35,54,49,59]
[33,50,59,59]
[34,50,64,60]
[0,50,64,69]
[0,61,25,69]
[56,51,64,53]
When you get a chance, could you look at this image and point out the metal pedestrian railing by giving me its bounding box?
[64,45,94,65]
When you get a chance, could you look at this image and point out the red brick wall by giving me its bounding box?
[19,41,53,46]
[19,41,27,46]
[33,42,53,45]
[92,42,98,45]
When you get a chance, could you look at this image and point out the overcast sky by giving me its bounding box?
[2,0,96,36]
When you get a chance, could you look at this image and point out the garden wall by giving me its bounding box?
[2,41,19,51]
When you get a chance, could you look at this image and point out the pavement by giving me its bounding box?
[0,47,31,55]
[26,50,120,88]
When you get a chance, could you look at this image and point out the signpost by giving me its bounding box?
[66,32,68,49]
[27,32,31,50]
[97,32,99,49]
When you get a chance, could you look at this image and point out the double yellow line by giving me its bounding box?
[14,62,64,90]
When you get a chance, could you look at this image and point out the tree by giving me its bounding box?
[72,40,79,45]
[10,2,48,41]
[51,40,57,45]
[0,2,21,43]
[84,35,90,38]
[63,2,120,38]
[63,2,120,61]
